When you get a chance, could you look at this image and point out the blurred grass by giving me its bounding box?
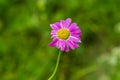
[0,0,120,80]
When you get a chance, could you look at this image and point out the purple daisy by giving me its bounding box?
[49,18,82,52]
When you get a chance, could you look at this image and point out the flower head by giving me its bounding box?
[49,18,82,52]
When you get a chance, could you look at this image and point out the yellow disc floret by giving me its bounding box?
[57,28,70,40]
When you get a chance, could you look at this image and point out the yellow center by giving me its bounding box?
[57,28,70,40]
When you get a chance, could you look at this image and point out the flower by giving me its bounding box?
[49,18,82,52]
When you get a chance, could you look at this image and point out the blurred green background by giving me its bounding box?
[0,0,120,80]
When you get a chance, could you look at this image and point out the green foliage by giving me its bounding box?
[0,0,120,80]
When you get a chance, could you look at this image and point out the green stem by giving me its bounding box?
[48,50,62,80]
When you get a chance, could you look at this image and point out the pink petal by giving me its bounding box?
[71,29,81,33]
[50,24,60,30]
[67,39,79,50]
[70,32,80,38]
[54,22,61,29]
[50,30,57,35]
[49,38,58,46]
[69,23,79,32]
[56,40,61,49]
[61,40,69,52]
[64,44,69,52]
[56,40,63,49]
[67,40,76,50]
[73,43,79,48]
[60,18,72,28]
[56,40,69,52]
[51,35,56,38]
[56,40,60,49]
[60,20,66,28]
[70,29,82,38]
[65,18,72,28]
[69,36,81,43]
[60,40,66,51]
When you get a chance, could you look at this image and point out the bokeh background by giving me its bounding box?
[0,0,120,80]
